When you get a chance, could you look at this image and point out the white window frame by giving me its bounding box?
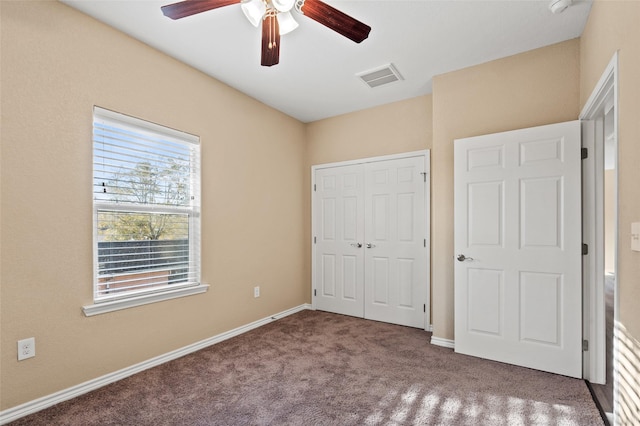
[83,107,207,316]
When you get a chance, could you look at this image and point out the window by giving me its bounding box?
[84,107,205,316]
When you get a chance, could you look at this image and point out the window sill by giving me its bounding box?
[82,284,209,317]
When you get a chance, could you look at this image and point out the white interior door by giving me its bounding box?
[313,152,429,329]
[364,157,427,328]
[454,121,582,378]
[314,164,365,317]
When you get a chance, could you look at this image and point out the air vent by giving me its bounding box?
[357,63,404,88]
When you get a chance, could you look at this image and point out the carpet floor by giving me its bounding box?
[9,310,603,425]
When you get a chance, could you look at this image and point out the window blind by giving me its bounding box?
[93,107,200,301]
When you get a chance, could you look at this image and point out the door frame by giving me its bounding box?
[580,52,618,388]
[311,150,431,330]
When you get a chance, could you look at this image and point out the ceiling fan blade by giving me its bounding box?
[298,0,371,43]
[261,12,280,67]
[161,0,241,20]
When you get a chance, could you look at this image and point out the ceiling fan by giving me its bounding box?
[161,0,371,67]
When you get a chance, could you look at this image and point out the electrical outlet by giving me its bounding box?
[18,337,35,361]
[254,286,260,298]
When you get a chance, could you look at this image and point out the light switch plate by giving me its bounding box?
[632,222,640,252]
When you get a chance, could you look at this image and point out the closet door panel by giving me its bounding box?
[314,165,365,317]
[364,156,427,328]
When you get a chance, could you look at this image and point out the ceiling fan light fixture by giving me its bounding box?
[241,0,266,27]
[548,0,572,14]
[272,0,295,13]
[277,11,298,35]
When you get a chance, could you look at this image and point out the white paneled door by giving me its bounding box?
[364,157,427,328]
[454,121,582,378]
[314,164,365,318]
[313,153,429,329]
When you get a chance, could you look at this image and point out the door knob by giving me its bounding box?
[350,243,362,248]
[366,243,376,249]
[457,254,473,262]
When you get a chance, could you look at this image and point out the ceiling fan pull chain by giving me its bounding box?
[265,7,277,50]
[272,26,276,49]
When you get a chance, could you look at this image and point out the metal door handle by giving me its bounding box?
[366,243,376,249]
[457,254,473,262]
[350,243,362,248]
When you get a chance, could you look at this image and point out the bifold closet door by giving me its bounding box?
[314,164,365,317]
[363,157,427,328]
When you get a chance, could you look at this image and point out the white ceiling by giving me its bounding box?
[61,0,592,123]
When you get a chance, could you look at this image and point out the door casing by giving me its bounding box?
[580,52,618,391]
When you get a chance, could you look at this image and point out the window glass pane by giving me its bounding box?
[97,211,189,241]
[93,121,193,207]
[96,211,191,297]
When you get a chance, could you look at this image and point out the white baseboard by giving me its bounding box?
[0,304,313,425]
[430,336,455,349]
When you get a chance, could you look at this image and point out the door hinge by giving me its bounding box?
[582,243,589,255]
[423,304,426,313]
[314,236,317,244]
[314,289,317,297]
[424,239,427,247]
[581,147,588,159]
[420,172,427,182]
[583,339,589,351]
[313,184,316,192]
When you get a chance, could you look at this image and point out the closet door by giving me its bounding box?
[312,152,429,329]
[363,156,427,328]
[314,164,365,317]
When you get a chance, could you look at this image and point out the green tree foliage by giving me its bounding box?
[98,160,190,241]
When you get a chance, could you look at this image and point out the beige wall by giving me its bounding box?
[0,1,307,409]
[306,95,432,166]
[430,39,581,340]
[580,1,640,423]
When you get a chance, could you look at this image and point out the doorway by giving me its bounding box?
[581,53,618,422]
